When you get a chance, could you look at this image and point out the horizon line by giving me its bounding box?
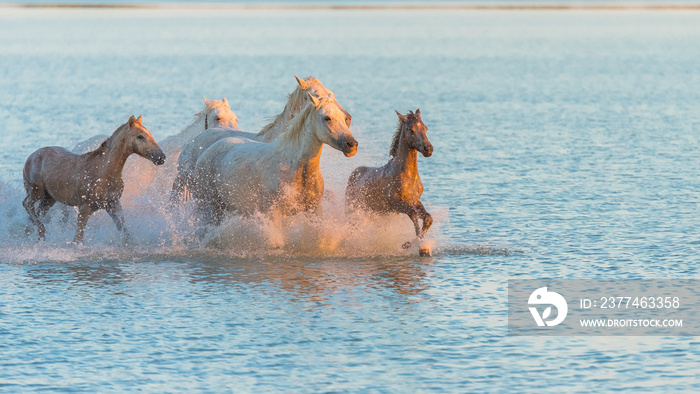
[3,3,700,11]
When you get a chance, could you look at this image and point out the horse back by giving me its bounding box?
[346,165,383,208]
[24,147,83,205]
[24,147,67,182]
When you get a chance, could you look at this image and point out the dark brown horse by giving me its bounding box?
[23,115,165,243]
[345,109,433,256]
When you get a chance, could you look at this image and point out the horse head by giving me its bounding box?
[397,109,432,157]
[203,97,238,130]
[309,94,358,157]
[295,75,352,127]
[127,115,166,165]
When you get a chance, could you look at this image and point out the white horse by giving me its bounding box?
[256,75,351,142]
[192,94,358,246]
[171,125,255,203]
[171,75,351,203]
[159,97,239,159]
[71,97,238,203]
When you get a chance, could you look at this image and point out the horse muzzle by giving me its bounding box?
[151,151,166,165]
[342,136,358,157]
[421,144,433,158]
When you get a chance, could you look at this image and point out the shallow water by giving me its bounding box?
[1,7,700,391]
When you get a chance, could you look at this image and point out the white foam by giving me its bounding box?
[0,167,447,263]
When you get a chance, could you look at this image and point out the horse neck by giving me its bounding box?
[282,87,306,121]
[390,130,418,178]
[89,127,133,180]
[276,111,324,173]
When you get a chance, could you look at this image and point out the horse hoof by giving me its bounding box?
[402,241,411,250]
[419,248,431,257]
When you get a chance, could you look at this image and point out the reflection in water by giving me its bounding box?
[20,256,434,303]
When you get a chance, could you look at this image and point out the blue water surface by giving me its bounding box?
[1,6,699,391]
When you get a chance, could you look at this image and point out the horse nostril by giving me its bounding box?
[154,152,166,165]
[346,140,358,149]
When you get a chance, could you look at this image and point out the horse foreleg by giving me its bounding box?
[74,204,93,244]
[389,196,433,256]
[389,197,421,237]
[268,208,285,249]
[413,201,432,257]
[415,201,433,237]
[106,200,130,244]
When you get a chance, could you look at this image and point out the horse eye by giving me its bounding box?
[324,116,331,122]
[215,117,221,121]
[137,135,145,141]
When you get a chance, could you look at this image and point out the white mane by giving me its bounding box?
[257,85,309,139]
[275,99,318,151]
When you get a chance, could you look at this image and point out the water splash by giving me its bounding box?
[0,167,454,263]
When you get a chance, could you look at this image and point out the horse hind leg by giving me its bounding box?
[35,192,57,240]
[22,187,46,240]
[37,193,56,220]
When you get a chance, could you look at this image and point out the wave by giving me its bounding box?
[437,242,522,257]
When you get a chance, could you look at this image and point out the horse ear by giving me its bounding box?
[136,115,143,124]
[222,97,228,105]
[295,75,311,90]
[395,110,407,122]
[415,108,421,116]
[308,92,320,107]
[128,115,136,127]
[203,97,212,107]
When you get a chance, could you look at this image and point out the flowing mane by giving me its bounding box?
[389,110,422,157]
[389,112,408,157]
[276,100,317,149]
[83,123,124,160]
[257,84,309,138]
[388,124,403,158]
